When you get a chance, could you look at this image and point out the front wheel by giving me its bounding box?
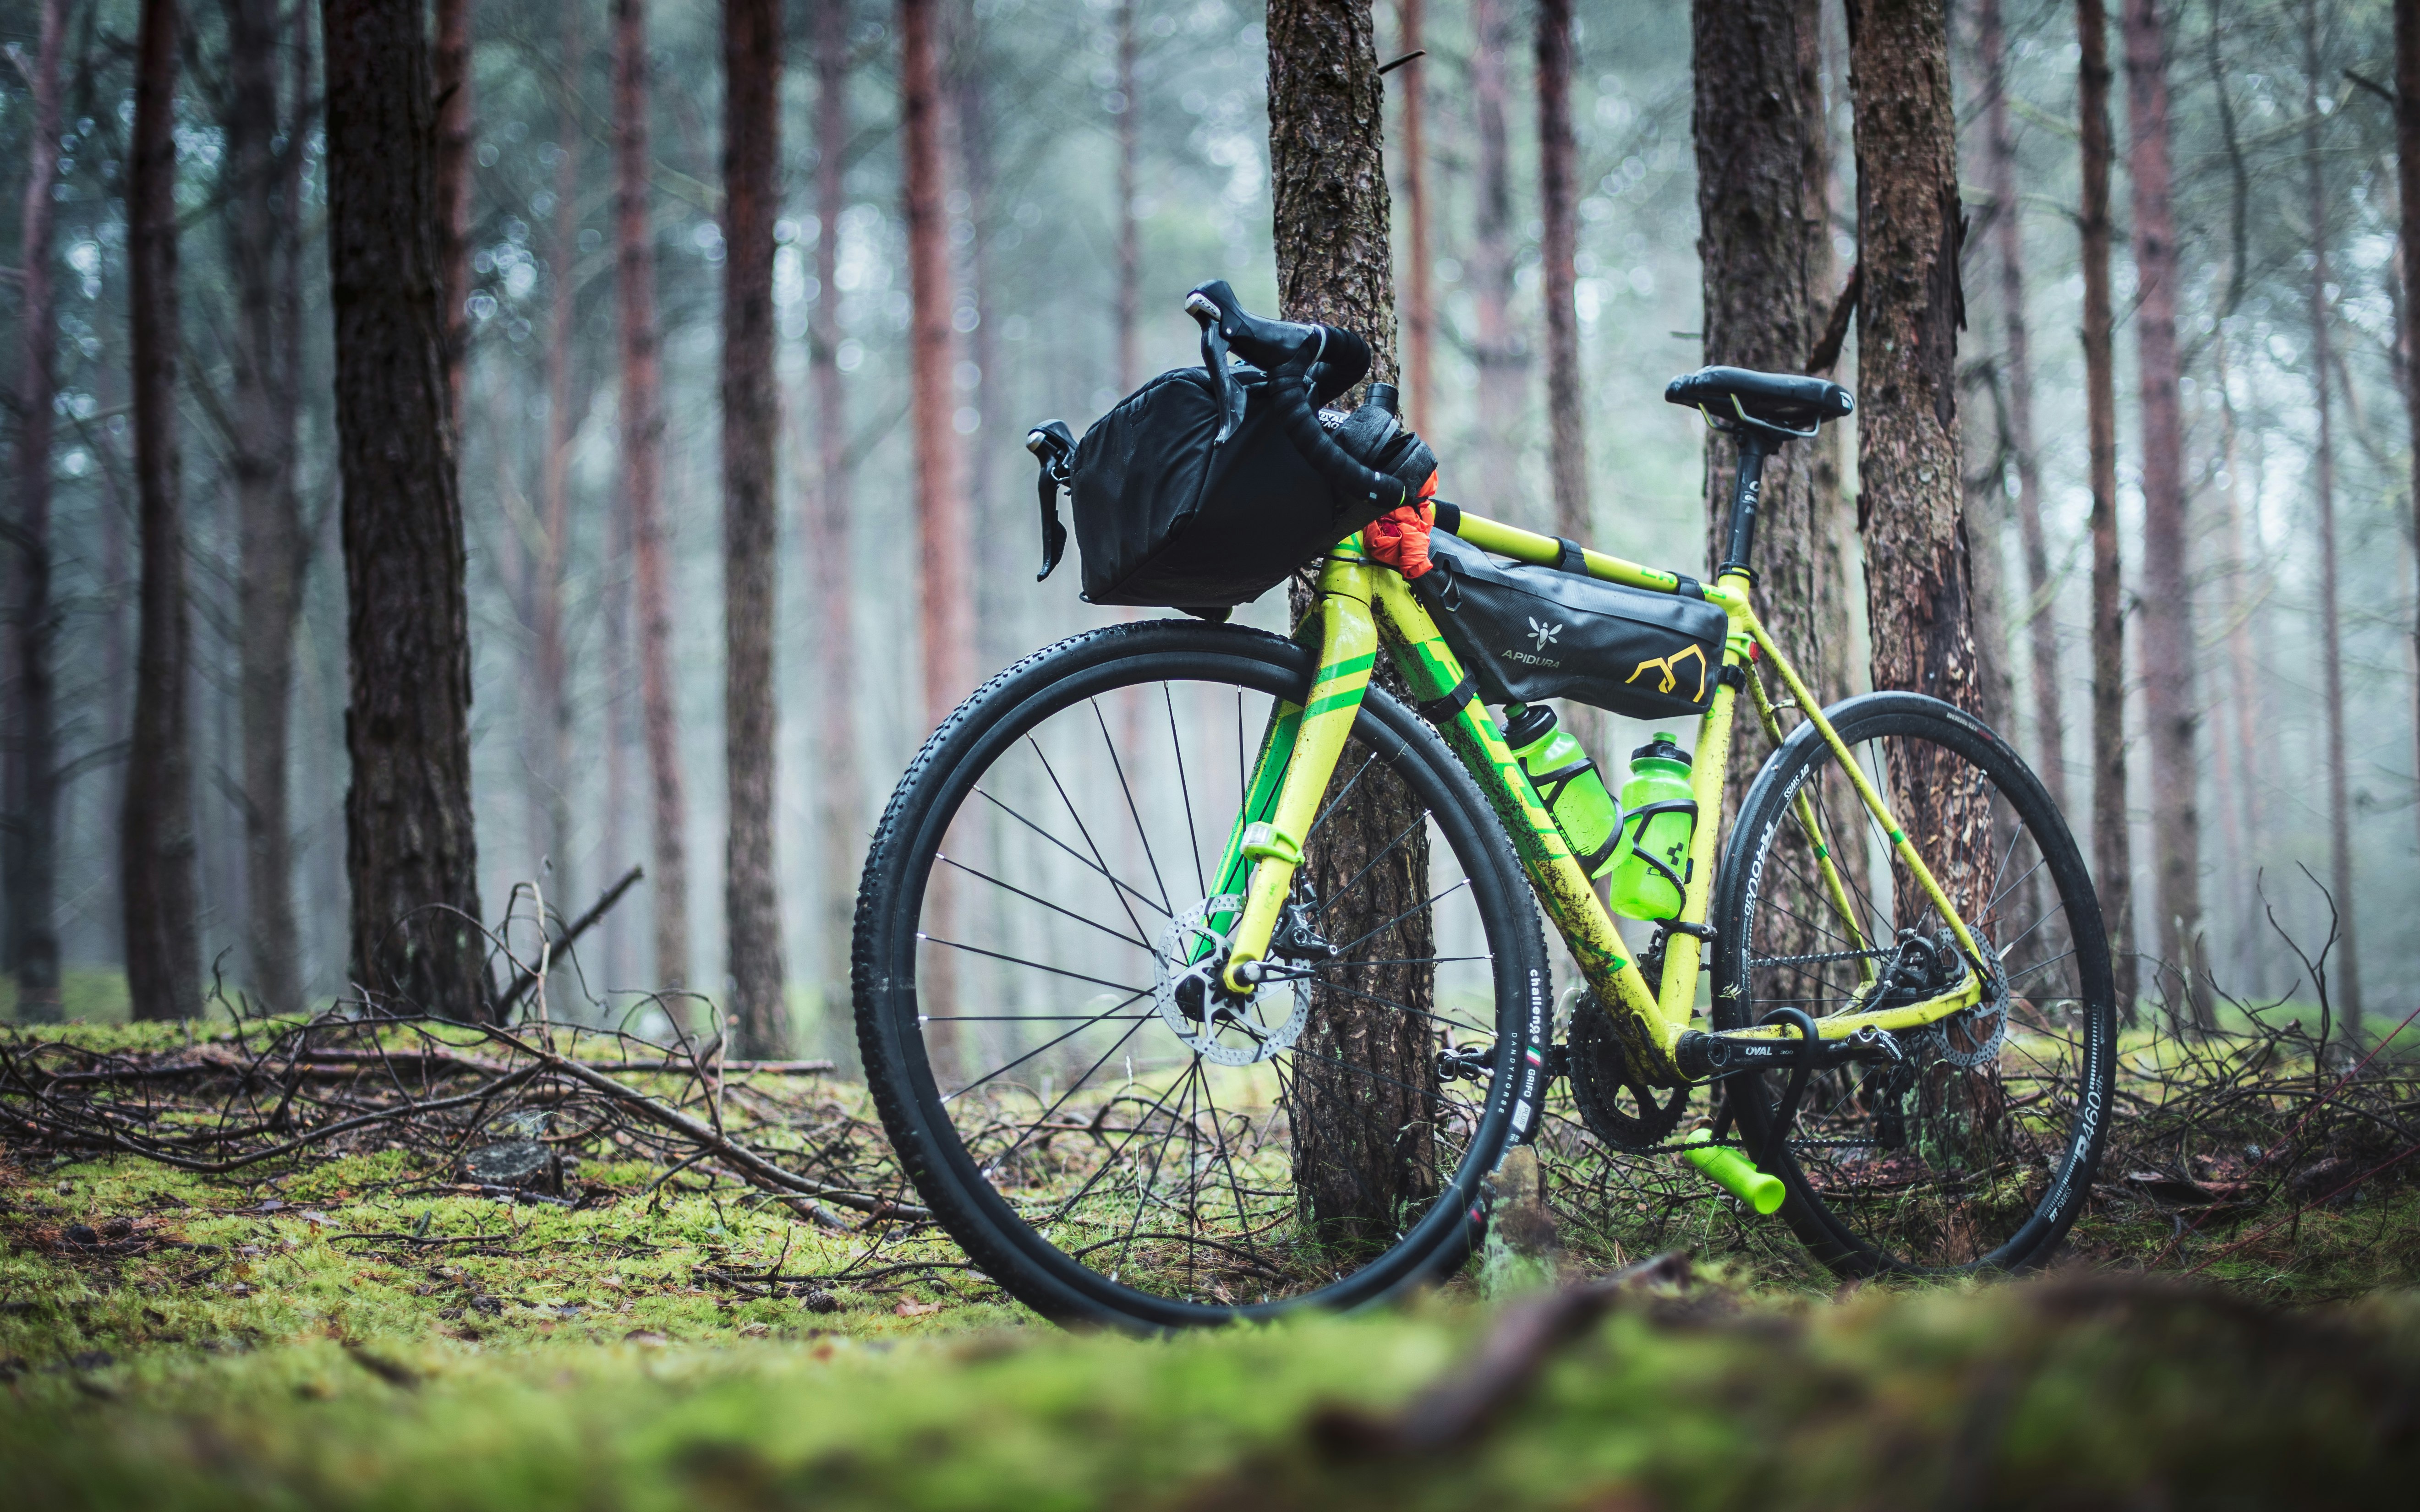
[853,620,1552,1329]
[1712,692,2116,1276]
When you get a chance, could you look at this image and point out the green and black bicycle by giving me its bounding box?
[852,281,2114,1330]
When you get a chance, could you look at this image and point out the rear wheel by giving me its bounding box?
[853,620,1551,1329]
[1712,693,2116,1275]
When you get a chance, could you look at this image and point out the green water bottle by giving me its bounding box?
[1500,704,1621,877]
[1606,733,1696,919]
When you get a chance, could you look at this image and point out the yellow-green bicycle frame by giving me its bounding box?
[1207,507,1987,1086]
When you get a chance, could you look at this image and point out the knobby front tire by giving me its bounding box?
[1712,692,2117,1276]
[852,620,1551,1330]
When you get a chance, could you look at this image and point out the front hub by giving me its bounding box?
[1152,895,1311,1066]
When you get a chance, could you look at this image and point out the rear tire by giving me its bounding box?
[853,620,1551,1329]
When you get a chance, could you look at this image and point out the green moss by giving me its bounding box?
[0,971,137,1027]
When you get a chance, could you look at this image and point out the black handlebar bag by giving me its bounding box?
[1048,354,1395,610]
[1413,528,1730,721]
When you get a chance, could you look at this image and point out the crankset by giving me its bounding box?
[1565,937,1690,1151]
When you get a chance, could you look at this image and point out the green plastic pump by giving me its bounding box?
[1605,734,1697,919]
[1681,1128,1786,1214]
[1500,704,1621,877]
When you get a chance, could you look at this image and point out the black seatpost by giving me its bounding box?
[1719,430,1775,580]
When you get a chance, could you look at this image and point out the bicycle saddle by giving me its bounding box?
[1664,366,1854,433]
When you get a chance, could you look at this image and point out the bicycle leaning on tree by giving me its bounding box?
[850,280,2115,1331]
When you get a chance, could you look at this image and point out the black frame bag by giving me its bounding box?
[1414,528,1729,721]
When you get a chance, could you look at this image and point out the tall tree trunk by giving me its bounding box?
[2303,0,2362,1038]
[434,0,472,424]
[810,0,859,1035]
[1978,0,2067,813]
[2076,0,2137,1019]
[1537,0,1587,545]
[2396,0,2420,875]
[1114,0,1140,393]
[1849,0,1973,706]
[723,0,787,1056]
[124,0,202,1022]
[1395,0,1432,424]
[324,0,487,1020]
[5,0,67,1021]
[2120,0,2208,1034]
[1266,0,1433,1249]
[536,0,583,908]
[1798,0,1855,701]
[2212,327,2266,990]
[224,0,308,1015]
[614,0,688,992]
[1470,0,1520,519]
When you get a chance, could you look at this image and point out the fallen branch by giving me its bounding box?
[492,865,646,1019]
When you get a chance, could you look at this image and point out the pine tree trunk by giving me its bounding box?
[2396,0,2420,879]
[1978,0,2067,814]
[324,0,486,1020]
[811,0,860,1037]
[2076,0,2137,1019]
[1266,0,1434,1250]
[433,0,472,428]
[124,0,202,1022]
[223,0,307,1015]
[614,0,689,993]
[2120,0,2209,1034]
[1115,0,1140,393]
[1538,0,1587,544]
[1395,0,1433,424]
[2303,0,2363,1038]
[723,0,787,1056]
[536,0,583,912]
[1798,0,1855,704]
[5,0,67,1021]
[1470,0,1520,520]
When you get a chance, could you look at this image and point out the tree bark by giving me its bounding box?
[723,0,787,1056]
[434,0,472,426]
[2076,0,2137,1018]
[810,0,860,1036]
[124,0,203,1022]
[2396,0,2420,882]
[324,0,487,1019]
[1977,0,2067,815]
[2120,0,2209,1034]
[1394,0,1433,424]
[5,0,67,1021]
[1798,0,1855,703]
[1115,0,1140,393]
[614,0,689,992]
[1266,0,1433,1248]
[1537,0,1587,545]
[2303,0,2362,1037]
[903,0,973,732]
[536,0,584,909]
[221,0,309,1015]
[1470,0,1521,520]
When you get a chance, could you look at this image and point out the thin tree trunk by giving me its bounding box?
[811,0,859,1035]
[1538,0,1587,545]
[435,0,472,425]
[2396,0,2420,875]
[1266,0,1434,1248]
[723,0,787,1056]
[224,0,308,1015]
[536,0,583,908]
[2077,0,2136,1019]
[5,0,67,1021]
[1395,0,1432,424]
[1799,0,1855,703]
[124,0,202,1022]
[2304,0,2362,1038]
[2211,327,2263,988]
[324,0,486,1020]
[1115,0,1140,393]
[1966,379,2017,739]
[1470,0,1520,520]
[614,0,688,992]
[1978,0,2067,813]
[2120,0,2209,1034]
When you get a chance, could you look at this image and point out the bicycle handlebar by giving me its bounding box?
[1183,280,1409,516]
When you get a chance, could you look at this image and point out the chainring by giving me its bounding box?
[1567,987,1691,1151]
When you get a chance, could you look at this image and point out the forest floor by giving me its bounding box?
[5,1009,2420,1508]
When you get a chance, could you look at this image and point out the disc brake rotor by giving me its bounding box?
[1151,895,1309,1067]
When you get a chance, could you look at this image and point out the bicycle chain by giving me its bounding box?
[1748,946,1893,968]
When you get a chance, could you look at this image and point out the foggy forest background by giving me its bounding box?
[3,0,2415,1060]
